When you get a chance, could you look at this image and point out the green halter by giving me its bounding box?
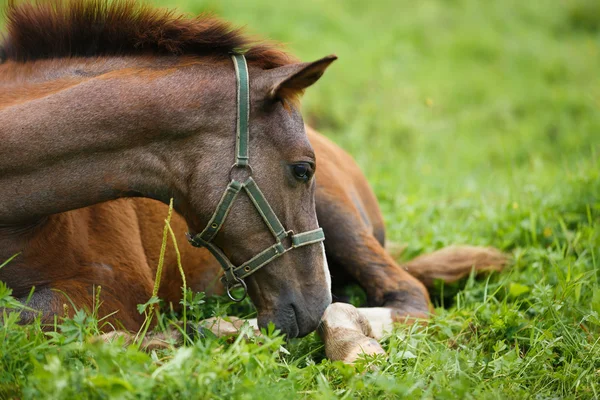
[187,54,325,302]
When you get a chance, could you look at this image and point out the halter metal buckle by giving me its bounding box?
[226,275,248,302]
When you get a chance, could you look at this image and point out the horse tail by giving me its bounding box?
[396,245,508,288]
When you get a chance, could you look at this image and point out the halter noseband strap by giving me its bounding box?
[186,54,325,302]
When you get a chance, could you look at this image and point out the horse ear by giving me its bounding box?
[265,55,337,103]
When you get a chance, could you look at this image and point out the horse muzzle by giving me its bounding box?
[258,291,331,338]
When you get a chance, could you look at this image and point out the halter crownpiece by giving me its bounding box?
[187,54,325,302]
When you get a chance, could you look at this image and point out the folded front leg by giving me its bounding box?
[326,226,432,319]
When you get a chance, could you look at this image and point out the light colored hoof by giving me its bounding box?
[339,336,386,364]
[318,303,386,363]
[199,316,260,337]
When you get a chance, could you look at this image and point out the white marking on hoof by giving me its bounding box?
[356,307,395,340]
[318,303,387,363]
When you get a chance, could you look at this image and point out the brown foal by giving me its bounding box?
[0,0,506,361]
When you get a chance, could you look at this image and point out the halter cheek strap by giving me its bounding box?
[187,54,325,302]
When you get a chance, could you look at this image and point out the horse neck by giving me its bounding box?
[0,57,158,108]
[0,56,233,226]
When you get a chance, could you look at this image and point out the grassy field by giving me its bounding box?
[2,0,600,398]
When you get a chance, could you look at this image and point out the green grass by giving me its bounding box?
[2,0,600,398]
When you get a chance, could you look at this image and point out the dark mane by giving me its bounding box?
[0,0,297,68]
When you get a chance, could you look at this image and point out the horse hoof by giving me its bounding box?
[198,316,260,337]
[318,303,386,363]
[340,336,386,364]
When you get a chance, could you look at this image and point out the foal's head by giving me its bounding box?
[180,56,336,338]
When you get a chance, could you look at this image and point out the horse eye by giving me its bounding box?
[292,163,310,182]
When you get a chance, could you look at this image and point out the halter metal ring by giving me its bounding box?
[229,163,253,182]
[226,275,248,302]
